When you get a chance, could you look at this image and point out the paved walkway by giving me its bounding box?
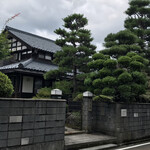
[65,127,84,135]
[65,133,117,150]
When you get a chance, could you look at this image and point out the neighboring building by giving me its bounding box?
[0,26,61,98]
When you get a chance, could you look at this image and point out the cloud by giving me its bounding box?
[0,0,129,50]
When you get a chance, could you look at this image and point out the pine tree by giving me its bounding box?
[0,32,10,60]
[101,30,141,59]
[84,0,150,102]
[85,51,148,102]
[125,0,150,57]
[46,14,96,95]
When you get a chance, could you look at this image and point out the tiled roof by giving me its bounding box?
[6,26,61,53]
[0,58,58,72]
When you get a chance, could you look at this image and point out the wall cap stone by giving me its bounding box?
[0,98,66,102]
[51,89,62,95]
[83,91,93,97]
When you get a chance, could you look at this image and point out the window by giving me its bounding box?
[17,42,21,46]
[12,43,17,47]
[12,38,16,42]
[39,53,44,59]
[45,54,52,60]
[12,48,17,52]
[28,51,32,54]
[22,46,27,50]
[17,47,22,51]
[22,52,26,55]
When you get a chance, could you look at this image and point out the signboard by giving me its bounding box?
[134,113,138,117]
[121,109,127,117]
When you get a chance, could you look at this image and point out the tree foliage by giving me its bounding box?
[45,14,96,95]
[33,87,51,99]
[101,30,141,59]
[0,32,10,60]
[0,72,14,97]
[124,0,150,57]
[85,52,148,102]
[84,0,149,103]
[52,80,72,96]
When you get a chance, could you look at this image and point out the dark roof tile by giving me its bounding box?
[0,58,58,72]
[6,26,61,53]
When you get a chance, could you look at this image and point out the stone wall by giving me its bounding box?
[0,98,66,150]
[92,102,150,142]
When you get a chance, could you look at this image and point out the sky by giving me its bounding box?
[0,0,129,51]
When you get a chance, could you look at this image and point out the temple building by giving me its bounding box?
[0,26,61,98]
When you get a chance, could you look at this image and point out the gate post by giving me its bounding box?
[82,91,93,133]
[51,89,62,99]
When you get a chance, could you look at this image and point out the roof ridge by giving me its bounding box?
[19,58,33,67]
[6,26,56,43]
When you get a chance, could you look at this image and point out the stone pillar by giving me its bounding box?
[82,91,93,133]
[51,89,62,99]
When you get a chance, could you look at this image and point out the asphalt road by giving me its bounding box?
[115,142,150,150]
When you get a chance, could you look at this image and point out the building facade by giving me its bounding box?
[0,26,61,98]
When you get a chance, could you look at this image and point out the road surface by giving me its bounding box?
[115,142,150,150]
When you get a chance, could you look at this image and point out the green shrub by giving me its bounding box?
[118,85,131,101]
[143,59,149,65]
[132,71,146,84]
[88,59,104,70]
[94,89,101,95]
[73,93,83,101]
[132,55,144,63]
[0,72,14,97]
[118,85,131,93]
[53,80,72,95]
[102,76,117,86]
[103,59,117,69]
[92,79,102,88]
[127,52,137,57]
[84,78,92,86]
[89,72,98,78]
[102,87,115,96]
[93,95,113,102]
[108,45,127,56]
[118,72,132,84]
[113,68,124,76]
[93,96,100,101]
[131,83,146,95]
[44,69,63,80]
[98,68,111,78]
[92,53,106,60]
[118,56,131,67]
[33,87,51,99]
[130,61,144,71]
[76,73,87,81]
[85,49,148,102]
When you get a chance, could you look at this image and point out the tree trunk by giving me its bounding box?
[73,66,77,97]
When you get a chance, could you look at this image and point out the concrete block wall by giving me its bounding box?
[92,102,150,142]
[92,102,117,136]
[0,98,66,150]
